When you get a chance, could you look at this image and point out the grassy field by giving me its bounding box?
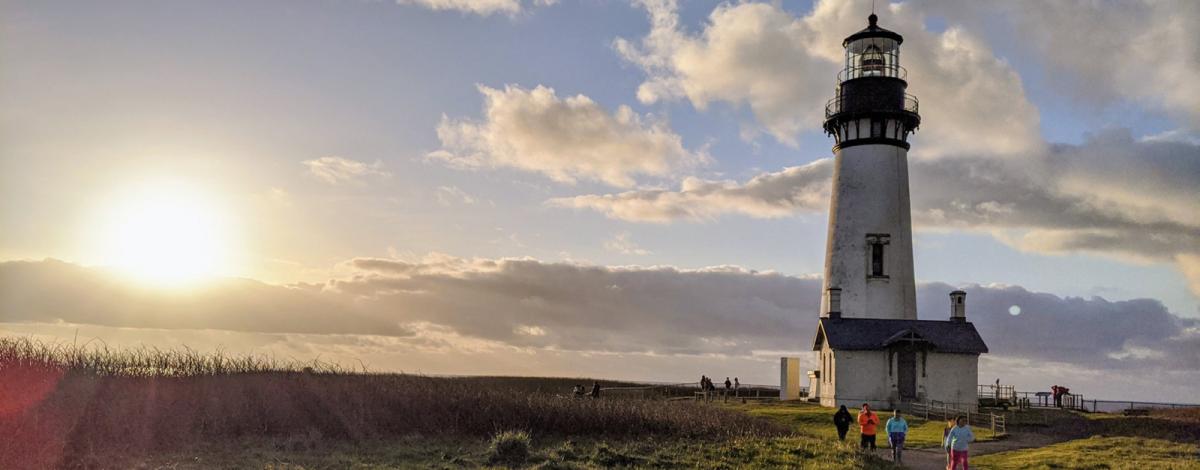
[735,401,998,449]
[0,337,901,469]
[6,336,1198,469]
[130,435,897,469]
[973,436,1200,469]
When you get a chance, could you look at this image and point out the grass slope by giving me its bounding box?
[972,436,1200,469]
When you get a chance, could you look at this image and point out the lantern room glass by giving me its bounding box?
[843,37,900,81]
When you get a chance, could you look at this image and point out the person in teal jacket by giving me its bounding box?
[943,415,975,470]
[885,410,908,464]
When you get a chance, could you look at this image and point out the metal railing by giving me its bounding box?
[910,401,1007,437]
[837,64,907,83]
[824,93,919,119]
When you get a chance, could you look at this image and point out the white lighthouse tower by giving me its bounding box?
[819,13,921,321]
[807,14,988,411]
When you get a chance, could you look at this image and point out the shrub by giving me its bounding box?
[488,430,532,465]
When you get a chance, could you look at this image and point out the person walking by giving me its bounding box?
[590,381,601,399]
[733,377,740,397]
[833,405,853,441]
[857,403,878,450]
[943,418,956,468]
[885,410,908,464]
[944,415,975,470]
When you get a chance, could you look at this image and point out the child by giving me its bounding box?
[943,415,975,470]
[885,410,908,464]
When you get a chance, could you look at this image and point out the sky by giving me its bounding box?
[1,0,1198,402]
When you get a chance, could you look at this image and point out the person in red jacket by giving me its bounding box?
[857,403,879,450]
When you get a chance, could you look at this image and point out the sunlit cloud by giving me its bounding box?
[303,156,392,185]
[429,84,709,187]
[395,0,556,17]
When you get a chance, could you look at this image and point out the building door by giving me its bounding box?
[897,351,917,400]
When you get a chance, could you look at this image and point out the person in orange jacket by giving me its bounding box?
[857,403,879,450]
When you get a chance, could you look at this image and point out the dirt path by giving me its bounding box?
[870,431,1067,470]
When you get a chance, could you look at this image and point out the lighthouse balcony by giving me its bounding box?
[824,93,919,120]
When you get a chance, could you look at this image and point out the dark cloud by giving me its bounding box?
[2,258,1195,385]
[0,259,409,337]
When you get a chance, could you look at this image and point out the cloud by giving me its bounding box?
[429,84,708,187]
[920,0,1200,130]
[1,257,1197,400]
[549,159,832,223]
[603,232,651,256]
[0,259,406,336]
[554,130,1200,294]
[394,0,555,17]
[435,185,477,206]
[302,156,392,185]
[615,0,1042,155]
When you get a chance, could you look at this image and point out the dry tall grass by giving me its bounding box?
[0,337,783,468]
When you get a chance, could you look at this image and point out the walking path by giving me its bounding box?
[871,430,1065,470]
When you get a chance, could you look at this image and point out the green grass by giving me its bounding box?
[973,436,1200,469]
[732,401,998,449]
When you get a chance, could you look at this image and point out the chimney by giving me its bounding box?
[950,290,966,322]
[827,287,842,319]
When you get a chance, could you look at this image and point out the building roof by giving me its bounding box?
[813,318,989,354]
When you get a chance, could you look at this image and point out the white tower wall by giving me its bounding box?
[820,143,917,320]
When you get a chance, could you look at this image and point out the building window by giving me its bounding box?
[871,119,883,138]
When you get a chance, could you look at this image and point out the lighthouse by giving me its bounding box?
[819,12,921,321]
[808,14,988,410]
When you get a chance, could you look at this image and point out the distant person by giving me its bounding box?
[943,415,975,470]
[1059,386,1070,408]
[572,384,584,398]
[724,377,732,392]
[857,403,878,450]
[833,405,853,441]
[590,381,601,399]
[943,418,956,467]
[1051,385,1061,407]
[885,410,908,464]
[734,377,740,391]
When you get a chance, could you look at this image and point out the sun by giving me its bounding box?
[95,182,233,286]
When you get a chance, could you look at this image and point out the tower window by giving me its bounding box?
[871,243,884,276]
[866,234,890,278]
[871,119,883,138]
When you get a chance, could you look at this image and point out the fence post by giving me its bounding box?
[991,414,996,438]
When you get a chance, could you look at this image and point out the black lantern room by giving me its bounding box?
[823,14,920,150]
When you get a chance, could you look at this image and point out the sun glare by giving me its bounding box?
[94,182,233,286]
